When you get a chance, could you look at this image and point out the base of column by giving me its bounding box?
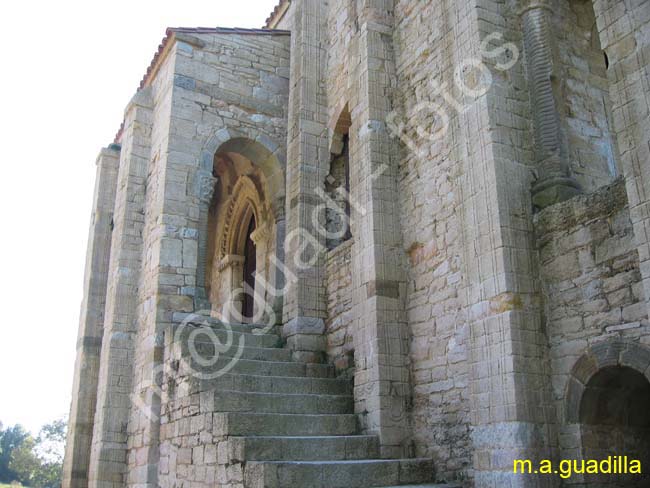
[532,175,581,209]
[283,316,326,363]
[193,287,211,313]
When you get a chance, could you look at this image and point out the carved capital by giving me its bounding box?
[272,196,286,222]
[250,224,271,245]
[198,173,218,204]
[218,254,245,272]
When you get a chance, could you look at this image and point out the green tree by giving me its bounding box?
[0,423,29,483]
[9,435,40,485]
[36,419,66,465]
[33,419,66,487]
[1,418,67,487]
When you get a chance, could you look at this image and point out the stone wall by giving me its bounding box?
[324,239,354,377]
[149,29,290,487]
[159,326,240,487]
[325,0,355,131]
[66,1,650,487]
[535,177,650,487]
[590,0,650,327]
[553,0,619,191]
[391,0,477,481]
[535,178,649,426]
[126,39,177,486]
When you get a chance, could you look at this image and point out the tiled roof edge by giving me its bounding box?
[265,0,290,28]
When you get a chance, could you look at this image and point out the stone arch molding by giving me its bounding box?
[193,126,287,311]
[198,126,286,216]
[565,340,650,423]
[219,175,268,261]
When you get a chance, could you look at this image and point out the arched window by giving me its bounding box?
[325,105,352,250]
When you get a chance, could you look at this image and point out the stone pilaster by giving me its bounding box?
[218,255,246,321]
[87,88,153,488]
[63,145,120,488]
[463,2,557,486]
[271,198,286,323]
[520,0,580,208]
[350,0,412,458]
[282,0,330,362]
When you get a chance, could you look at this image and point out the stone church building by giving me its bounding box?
[63,0,650,487]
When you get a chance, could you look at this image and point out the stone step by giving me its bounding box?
[172,326,282,350]
[244,458,435,488]
[180,356,333,378]
[189,373,352,396]
[229,435,379,461]
[213,412,357,436]
[378,485,462,488]
[173,313,281,335]
[212,390,353,414]
[189,322,281,336]
[379,485,462,488]
[190,343,292,362]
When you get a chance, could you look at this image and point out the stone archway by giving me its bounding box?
[207,165,272,323]
[565,341,650,487]
[197,132,286,324]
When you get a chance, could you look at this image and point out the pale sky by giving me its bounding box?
[0,0,279,435]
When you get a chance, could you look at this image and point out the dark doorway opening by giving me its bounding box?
[579,366,650,487]
[242,215,257,321]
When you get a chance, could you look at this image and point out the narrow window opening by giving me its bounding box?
[325,105,352,251]
[325,134,351,250]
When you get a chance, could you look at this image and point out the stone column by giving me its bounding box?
[462,3,557,485]
[520,0,580,208]
[219,254,246,321]
[250,223,270,321]
[63,145,120,488]
[87,88,152,488]
[271,198,286,324]
[282,0,329,362]
[194,171,218,312]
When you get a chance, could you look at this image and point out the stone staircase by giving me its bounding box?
[167,318,459,488]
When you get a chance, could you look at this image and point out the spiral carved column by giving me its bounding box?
[520,1,580,208]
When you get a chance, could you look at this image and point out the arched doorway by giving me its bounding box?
[196,131,286,324]
[564,343,650,487]
[202,137,282,324]
[242,214,257,321]
[578,366,650,487]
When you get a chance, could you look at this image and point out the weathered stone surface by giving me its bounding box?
[64,2,650,487]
